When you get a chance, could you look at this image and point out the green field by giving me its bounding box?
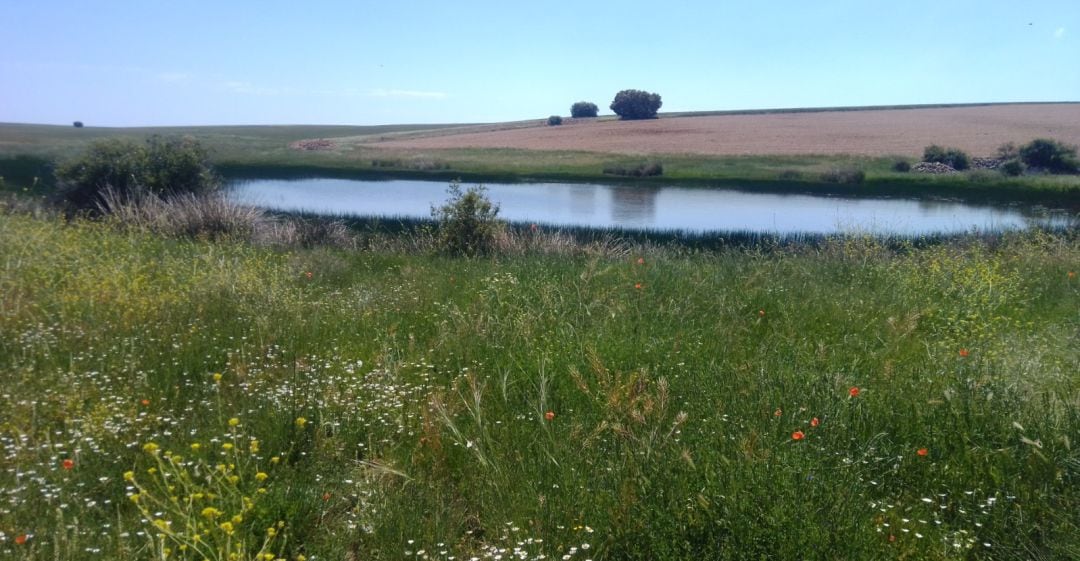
[1,207,1077,560]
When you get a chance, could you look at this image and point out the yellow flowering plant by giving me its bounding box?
[124,423,286,560]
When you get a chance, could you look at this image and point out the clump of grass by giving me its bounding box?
[603,161,663,177]
[819,166,865,184]
[97,188,265,241]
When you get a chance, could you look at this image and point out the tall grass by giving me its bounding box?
[0,211,1077,560]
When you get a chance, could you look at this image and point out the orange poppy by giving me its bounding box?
[917,448,928,457]
[14,534,28,545]
[544,411,555,421]
[958,349,969,358]
[62,459,75,470]
[634,283,643,290]
[140,399,150,406]
[791,430,805,441]
[848,387,860,398]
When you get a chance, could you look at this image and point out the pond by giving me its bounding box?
[228,178,1073,235]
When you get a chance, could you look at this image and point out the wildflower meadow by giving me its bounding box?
[0,212,1077,560]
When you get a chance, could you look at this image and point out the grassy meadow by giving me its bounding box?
[1,206,1078,560]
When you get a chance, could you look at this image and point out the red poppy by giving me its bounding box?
[791,430,805,441]
[14,534,28,545]
[544,411,555,421]
[636,257,645,265]
[62,459,75,470]
[810,417,820,427]
[322,492,331,501]
[634,283,643,290]
[140,399,150,406]
[917,448,928,457]
[848,387,860,398]
[958,349,969,358]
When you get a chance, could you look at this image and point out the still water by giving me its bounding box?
[228,178,1071,235]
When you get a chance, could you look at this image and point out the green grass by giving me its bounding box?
[1,211,1077,560]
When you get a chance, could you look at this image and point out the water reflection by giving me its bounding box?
[228,178,1074,235]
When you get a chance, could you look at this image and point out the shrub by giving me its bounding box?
[820,167,865,184]
[431,182,504,256]
[1000,159,1025,177]
[610,89,662,120]
[1019,138,1079,173]
[892,160,911,172]
[547,115,563,126]
[56,136,219,211]
[570,101,599,118]
[922,145,970,170]
[97,188,264,241]
[997,142,1019,160]
[73,121,84,128]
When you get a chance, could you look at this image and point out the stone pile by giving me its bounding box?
[290,139,336,151]
[911,162,957,174]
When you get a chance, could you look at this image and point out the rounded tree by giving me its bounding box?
[570,101,599,118]
[610,89,662,120]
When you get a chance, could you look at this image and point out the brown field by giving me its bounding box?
[365,103,1080,158]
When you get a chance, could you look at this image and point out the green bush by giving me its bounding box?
[922,145,970,170]
[570,101,599,118]
[892,160,911,172]
[56,136,218,210]
[610,89,662,120]
[1000,159,1025,177]
[1019,138,1079,173]
[431,182,504,256]
[547,115,563,126]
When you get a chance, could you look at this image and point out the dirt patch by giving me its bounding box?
[364,104,1080,158]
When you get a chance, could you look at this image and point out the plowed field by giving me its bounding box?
[366,103,1080,157]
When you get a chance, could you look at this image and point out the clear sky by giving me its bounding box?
[2,0,1077,127]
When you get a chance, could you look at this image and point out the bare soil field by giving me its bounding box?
[365,103,1080,157]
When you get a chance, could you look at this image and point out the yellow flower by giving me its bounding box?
[123,471,135,481]
[267,527,277,537]
[249,440,260,454]
[228,417,240,427]
[128,493,141,503]
[142,442,160,454]
[263,553,276,561]
[228,475,240,485]
[222,443,234,451]
[270,456,281,465]
[295,417,307,428]
[213,373,223,383]
[190,443,201,451]
[219,521,234,535]
[231,514,244,525]
[255,472,269,482]
[201,507,223,519]
[153,519,169,531]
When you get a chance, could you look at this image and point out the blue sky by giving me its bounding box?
[2,0,1077,126]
